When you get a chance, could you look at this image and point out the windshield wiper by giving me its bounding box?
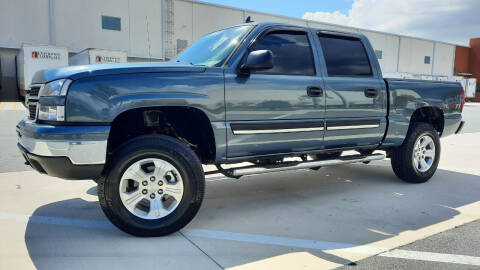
[175,60,194,65]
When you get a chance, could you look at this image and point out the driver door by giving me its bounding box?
[224,27,325,158]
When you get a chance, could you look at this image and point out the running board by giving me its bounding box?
[226,153,386,177]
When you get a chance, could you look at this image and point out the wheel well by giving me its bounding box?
[410,106,444,134]
[107,107,216,164]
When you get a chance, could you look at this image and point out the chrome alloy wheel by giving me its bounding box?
[412,135,436,173]
[119,158,184,220]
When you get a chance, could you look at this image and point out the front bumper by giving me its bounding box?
[18,143,104,180]
[16,118,110,180]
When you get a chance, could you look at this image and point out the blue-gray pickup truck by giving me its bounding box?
[17,22,465,236]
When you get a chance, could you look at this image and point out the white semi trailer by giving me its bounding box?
[449,76,477,98]
[465,78,477,98]
[16,44,68,97]
[69,49,127,66]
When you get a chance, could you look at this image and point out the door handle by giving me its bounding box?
[364,88,378,98]
[307,86,323,97]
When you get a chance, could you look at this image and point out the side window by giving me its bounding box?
[318,34,373,77]
[250,30,315,76]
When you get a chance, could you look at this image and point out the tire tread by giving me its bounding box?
[98,135,205,236]
[390,122,440,183]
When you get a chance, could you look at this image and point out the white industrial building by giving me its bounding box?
[0,0,461,100]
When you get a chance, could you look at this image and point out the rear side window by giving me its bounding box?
[250,30,315,76]
[318,34,373,77]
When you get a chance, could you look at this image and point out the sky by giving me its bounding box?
[200,0,480,46]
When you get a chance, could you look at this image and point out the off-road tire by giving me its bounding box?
[390,122,440,183]
[98,135,205,236]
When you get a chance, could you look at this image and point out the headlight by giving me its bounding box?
[38,105,65,121]
[39,79,72,97]
[37,79,71,121]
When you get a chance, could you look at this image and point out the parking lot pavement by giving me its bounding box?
[0,109,31,173]
[0,104,479,270]
[0,102,25,111]
[462,102,480,133]
[341,220,480,270]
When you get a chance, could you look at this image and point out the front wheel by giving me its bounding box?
[390,122,440,183]
[98,135,205,236]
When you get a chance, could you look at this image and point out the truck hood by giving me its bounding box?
[31,62,206,84]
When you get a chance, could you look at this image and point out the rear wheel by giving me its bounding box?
[390,122,440,183]
[98,135,205,236]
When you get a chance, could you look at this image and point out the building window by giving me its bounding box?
[177,39,188,55]
[102,16,121,31]
[424,56,431,64]
[375,50,383,59]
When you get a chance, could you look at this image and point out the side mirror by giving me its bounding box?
[240,50,274,74]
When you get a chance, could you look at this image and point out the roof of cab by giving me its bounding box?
[238,21,366,39]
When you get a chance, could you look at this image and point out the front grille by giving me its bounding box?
[27,84,42,120]
[29,86,41,97]
[29,103,37,120]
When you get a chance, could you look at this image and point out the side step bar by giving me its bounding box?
[213,153,386,178]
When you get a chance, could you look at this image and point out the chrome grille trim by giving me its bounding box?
[28,102,38,120]
[26,84,43,120]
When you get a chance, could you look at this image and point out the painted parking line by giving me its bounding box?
[0,211,385,254]
[0,102,26,111]
[2,211,480,267]
[0,211,115,230]
[379,249,480,266]
[184,229,387,254]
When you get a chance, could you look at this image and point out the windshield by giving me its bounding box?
[175,25,253,67]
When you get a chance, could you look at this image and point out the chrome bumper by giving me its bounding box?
[18,136,107,165]
[16,118,110,165]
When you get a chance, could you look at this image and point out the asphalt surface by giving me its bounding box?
[460,103,480,133]
[0,102,479,269]
[341,220,480,270]
[0,109,31,173]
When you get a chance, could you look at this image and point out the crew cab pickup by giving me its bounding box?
[17,22,465,236]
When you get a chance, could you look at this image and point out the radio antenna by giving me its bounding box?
[146,16,152,61]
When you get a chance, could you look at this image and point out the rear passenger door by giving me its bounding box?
[315,32,387,149]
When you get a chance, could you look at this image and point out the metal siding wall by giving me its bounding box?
[308,22,360,33]
[192,2,243,40]
[173,0,194,54]
[0,0,457,77]
[288,18,309,26]
[398,37,434,75]
[245,12,291,24]
[433,43,454,76]
[54,0,163,59]
[360,30,399,74]
[128,0,163,59]
[54,0,130,53]
[0,0,50,48]
[244,11,310,26]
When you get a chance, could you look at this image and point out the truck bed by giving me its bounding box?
[384,78,463,138]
